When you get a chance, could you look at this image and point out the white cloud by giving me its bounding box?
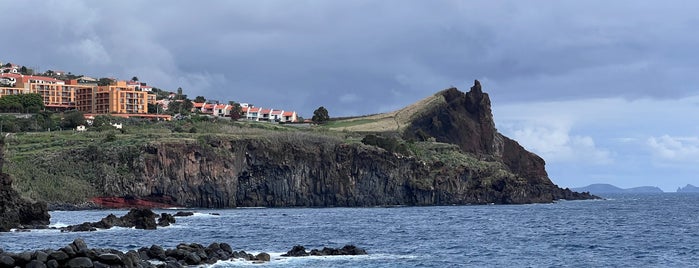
[339,94,359,103]
[503,121,612,165]
[647,135,699,163]
[69,38,111,65]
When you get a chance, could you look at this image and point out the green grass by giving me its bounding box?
[321,118,380,129]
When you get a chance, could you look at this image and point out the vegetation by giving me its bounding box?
[312,106,330,124]
[0,93,44,113]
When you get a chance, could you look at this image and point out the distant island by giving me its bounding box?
[572,184,663,195]
[676,184,699,193]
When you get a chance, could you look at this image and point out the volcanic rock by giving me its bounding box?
[0,138,50,231]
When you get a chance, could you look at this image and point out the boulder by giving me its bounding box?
[158,213,176,227]
[281,245,309,257]
[173,211,194,217]
[120,208,158,230]
[0,255,15,267]
[284,245,367,257]
[26,259,47,268]
[65,257,92,268]
[255,252,270,262]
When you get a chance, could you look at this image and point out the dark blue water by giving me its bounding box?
[2,193,699,267]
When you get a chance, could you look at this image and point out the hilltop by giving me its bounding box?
[3,80,595,209]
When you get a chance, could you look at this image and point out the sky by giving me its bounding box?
[2,1,698,191]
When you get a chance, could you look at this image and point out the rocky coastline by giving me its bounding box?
[0,238,367,267]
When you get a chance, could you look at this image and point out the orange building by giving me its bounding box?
[75,80,150,114]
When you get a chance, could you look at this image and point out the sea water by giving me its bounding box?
[2,193,699,267]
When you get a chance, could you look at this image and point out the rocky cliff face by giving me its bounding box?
[77,131,590,208]
[0,140,50,231]
[403,80,549,184]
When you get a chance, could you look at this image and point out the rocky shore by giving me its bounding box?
[0,239,367,267]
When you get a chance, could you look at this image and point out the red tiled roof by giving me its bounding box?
[193,102,205,108]
[260,108,272,114]
[0,73,22,78]
[282,111,296,116]
[28,75,62,83]
[204,104,215,109]
[270,110,284,115]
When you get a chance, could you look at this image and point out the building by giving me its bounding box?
[75,80,150,114]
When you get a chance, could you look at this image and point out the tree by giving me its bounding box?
[194,96,206,103]
[312,106,330,124]
[147,103,161,114]
[167,99,193,115]
[229,102,242,120]
[19,93,44,112]
[131,76,139,82]
[60,110,86,129]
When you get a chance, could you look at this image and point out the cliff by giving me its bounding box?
[5,81,594,208]
[0,139,50,231]
[38,134,587,208]
[403,80,548,181]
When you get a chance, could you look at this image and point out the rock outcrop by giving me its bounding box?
[403,80,548,181]
[0,239,358,267]
[0,139,50,232]
[61,208,174,232]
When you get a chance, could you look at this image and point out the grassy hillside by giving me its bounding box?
[323,90,448,133]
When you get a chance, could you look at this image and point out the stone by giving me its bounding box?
[66,257,93,268]
[97,253,122,264]
[183,252,201,265]
[35,251,49,262]
[147,245,166,260]
[72,239,89,253]
[49,250,69,262]
[62,245,76,257]
[281,245,309,257]
[255,252,270,262]
[0,255,14,267]
[173,211,194,217]
[158,213,176,227]
[340,245,367,255]
[46,259,59,268]
[92,261,110,268]
[219,243,233,255]
[26,260,47,268]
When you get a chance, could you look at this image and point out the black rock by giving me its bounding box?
[283,244,367,257]
[97,253,122,264]
[66,257,92,268]
[0,255,15,267]
[158,213,176,227]
[26,259,47,268]
[282,245,309,257]
[49,250,69,262]
[173,211,194,217]
[46,259,59,268]
[34,251,49,262]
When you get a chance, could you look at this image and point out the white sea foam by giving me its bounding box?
[205,253,417,267]
[48,222,69,228]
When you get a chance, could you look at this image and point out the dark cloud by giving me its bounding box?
[3,0,699,117]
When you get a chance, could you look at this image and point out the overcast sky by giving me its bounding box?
[3,1,698,191]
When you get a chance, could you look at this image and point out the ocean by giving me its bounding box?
[2,193,698,267]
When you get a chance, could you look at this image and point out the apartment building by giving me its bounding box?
[75,80,149,114]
